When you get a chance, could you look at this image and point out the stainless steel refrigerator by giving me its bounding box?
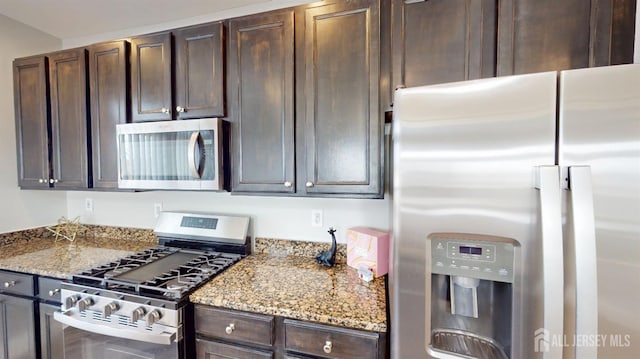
[390,64,639,359]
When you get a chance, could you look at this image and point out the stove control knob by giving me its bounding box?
[103,302,120,318]
[65,295,81,310]
[131,307,146,323]
[78,297,94,312]
[146,310,162,327]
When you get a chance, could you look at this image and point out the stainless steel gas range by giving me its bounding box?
[53,211,250,359]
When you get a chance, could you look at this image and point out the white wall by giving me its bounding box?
[0,14,65,233]
[64,0,392,243]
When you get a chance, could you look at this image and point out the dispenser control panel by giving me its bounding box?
[429,233,517,283]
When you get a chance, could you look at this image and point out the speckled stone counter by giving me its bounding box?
[190,254,387,332]
[0,236,155,279]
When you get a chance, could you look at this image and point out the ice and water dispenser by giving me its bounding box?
[428,233,518,359]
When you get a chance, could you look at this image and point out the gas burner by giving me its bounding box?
[70,246,243,301]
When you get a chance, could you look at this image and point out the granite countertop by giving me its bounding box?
[190,253,387,333]
[0,236,155,279]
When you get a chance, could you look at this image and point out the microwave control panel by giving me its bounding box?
[429,233,516,283]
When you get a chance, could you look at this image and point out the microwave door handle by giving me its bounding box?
[187,131,202,179]
[567,166,598,358]
[536,165,564,359]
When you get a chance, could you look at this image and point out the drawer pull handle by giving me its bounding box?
[3,281,16,288]
[48,288,60,296]
[323,340,332,354]
[225,323,235,335]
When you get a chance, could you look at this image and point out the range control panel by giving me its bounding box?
[429,233,517,283]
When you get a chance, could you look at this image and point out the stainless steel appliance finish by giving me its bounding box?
[559,64,640,358]
[429,233,518,359]
[54,212,250,359]
[391,64,639,358]
[392,72,558,359]
[116,118,227,190]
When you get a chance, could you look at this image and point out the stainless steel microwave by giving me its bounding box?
[116,118,227,190]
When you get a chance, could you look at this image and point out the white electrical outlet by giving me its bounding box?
[85,198,93,213]
[311,209,323,227]
[154,203,163,218]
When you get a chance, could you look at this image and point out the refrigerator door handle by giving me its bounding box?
[536,166,564,359]
[567,166,598,358]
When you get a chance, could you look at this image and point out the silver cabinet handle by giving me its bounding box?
[225,323,235,335]
[284,181,292,187]
[535,166,564,359]
[176,106,185,113]
[306,181,314,188]
[49,178,54,184]
[48,288,60,297]
[323,340,332,354]
[38,178,45,183]
[4,281,16,288]
[161,107,170,114]
[566,166,598,358]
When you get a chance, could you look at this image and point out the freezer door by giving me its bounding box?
[391,72,558,359]
[559,64,640,359]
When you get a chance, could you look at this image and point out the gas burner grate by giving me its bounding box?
[71,246,243,300]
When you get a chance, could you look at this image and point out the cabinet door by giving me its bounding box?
[175,22,225,119]
[297,0,383,197]
[196,339,273,359]
[497,0,636,75]
[89,41,129,189]
[13,56,51,189]
[0,294,37,359]
[49,48,90,189]
[131,33,173,122]
[39,302,64,359]
[392,0,496,88]
[229,10,295,193]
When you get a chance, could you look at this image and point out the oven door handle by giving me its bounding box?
[53,310,178,345]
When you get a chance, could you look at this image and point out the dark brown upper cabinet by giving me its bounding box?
[392,0,497,89]
[497,0,637,75]
[229,10,295,194]
[131,23,225,122]
[130,32,173,122]
[175,22,225,119]
[13,56,51,189]
[48,48,91,189]
[88,41,130,189]
[296,0,384,198]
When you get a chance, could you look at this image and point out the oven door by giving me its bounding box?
[61,325,182,359]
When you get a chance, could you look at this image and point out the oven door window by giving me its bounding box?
[63,326,181,359]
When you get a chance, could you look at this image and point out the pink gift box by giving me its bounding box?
[346,227,390,277]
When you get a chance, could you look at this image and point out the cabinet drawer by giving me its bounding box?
[0,270,34,296]
[38,277,63,303]
[196,338,273,359]
[284,319,380,359]
[195,305,274,347]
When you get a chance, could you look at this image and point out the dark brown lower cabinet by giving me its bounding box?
[39,303,64,359]
[196,339,273,359]
[195,305,387,359]
[0,271,37,359]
